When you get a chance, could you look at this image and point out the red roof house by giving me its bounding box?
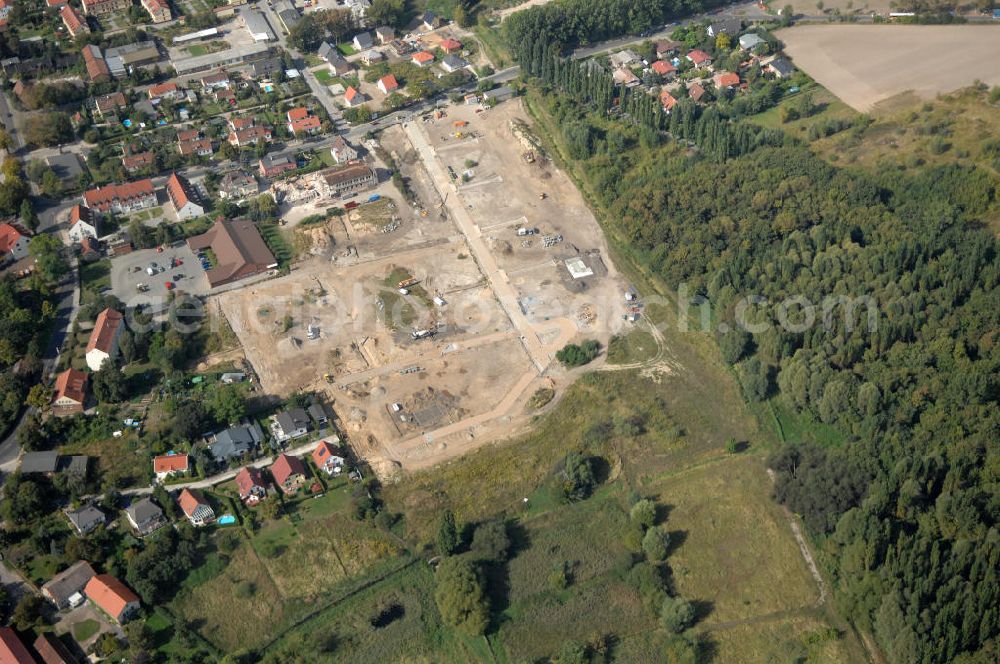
[83,179,156,214]
[686,49,712,67]
[651,60,677,77]
[60,5,90,37]
[0,222,30,262]
[440,38,462,54]
[713,71,740,88]
[85,308,124,371]
[33,632,79,664]
[270,453,306,494]
[660,90,678,112]
[286,107,309,123]
[153,453,189,480]
[235,466,267,504]
[148,81,179,99]
[288,115,322,135]
[52,368,88,416]
[688,82,706,103]
[177,488,215,526]
[0,627,34,664]
[411,51,434,67]
[377,74,399,95]
[84,574,140,623]
[312,440,345,475]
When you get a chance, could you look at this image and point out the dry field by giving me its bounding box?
[215,100,631,474]
[777,25,1000,111]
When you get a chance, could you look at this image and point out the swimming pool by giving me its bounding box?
[218,515,236,525]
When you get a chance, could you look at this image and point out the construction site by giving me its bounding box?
[215,99,630,474]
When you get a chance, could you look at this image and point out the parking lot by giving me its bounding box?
[110,243,213,309]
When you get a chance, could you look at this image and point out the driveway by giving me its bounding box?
[53,603,121,650]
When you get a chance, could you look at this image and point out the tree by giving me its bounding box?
[642,527,670,562]
[172,400,207,440]
[660,595,695,633]
[11,593,43,630]
[41,169,62,197]
[434,556,489,636]
[0,128,13,151]
[367,0,405,27]
[17,412,45,452]
[29,233,68,283]
[719,329,752,364]
[249,194,277,222]
[715,33,731,51]
[24,383,51,411]
[19,198,38,231]
[209,384,247,426]
[23,112,73,147]
[470,520,510,562]
[560,451,596,501]
[92,363,126,403]
[436,508,460,556]
[629,499,656,529]
[555,340,601,367]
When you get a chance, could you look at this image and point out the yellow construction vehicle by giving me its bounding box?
[323,373,335,383]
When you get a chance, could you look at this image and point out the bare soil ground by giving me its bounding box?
[216,100,631,474]
[777,25,1000,112]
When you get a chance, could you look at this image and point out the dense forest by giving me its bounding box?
[517,38,1000,664]
[541,99,999,664]
[504,0,728,51]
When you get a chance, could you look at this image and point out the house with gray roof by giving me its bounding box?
[59,455,89,478]
[66,505,105,535]
[21,451,59,475]
[441,54,468,73]
[739,33,766,51]
[352,31,373,50]
[768,57,795,79]
[707,18,742,38]
[308,403,329,426]
[42,561,96,609]
[273,408,310,443]
[482,86,514,104]
[209,422,264,462]
[125,498,166,537]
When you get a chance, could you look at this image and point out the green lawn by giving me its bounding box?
[336,43,357,56]
[73,619,100,642]
[312,68,340,85]
[79,259,111,303]
[606,328,657,364]
[748,84,858,134]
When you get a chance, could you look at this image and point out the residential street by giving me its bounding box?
[115,435,339,497]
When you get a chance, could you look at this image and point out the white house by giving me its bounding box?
[68,205,99,243]
[272,408,310,442]
[178,489,215,526]
[330,136,359,164]
[85,308,124,371]
[0,223,30,263]
[166,173,205,221]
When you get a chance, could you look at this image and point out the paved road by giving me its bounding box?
[115,435,335,496]
[0,254,80,471]
[0,90,24,153]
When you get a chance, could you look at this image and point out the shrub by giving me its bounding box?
[556,340,601,367]
[660,595,695,633]
[642,528,670,562]
[629,499,657,529]
[434,557,489,636]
